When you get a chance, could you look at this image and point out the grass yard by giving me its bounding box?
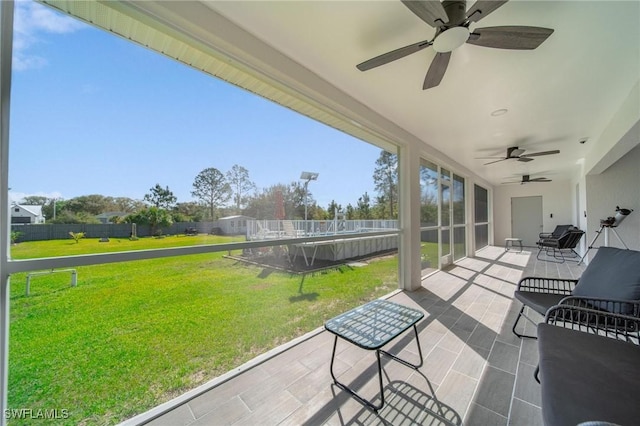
[8,236,398,425]
[10,234,247,259]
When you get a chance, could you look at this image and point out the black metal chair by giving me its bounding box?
[536,228,584,263]
[537,304,640,425]
[538,224,573,241]
[513,247,640,339]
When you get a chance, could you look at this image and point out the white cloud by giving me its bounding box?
[12,0,85,71]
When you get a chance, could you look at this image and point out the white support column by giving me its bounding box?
[398,144,422,291]
[467,180,475,256]
[0,2,14,424]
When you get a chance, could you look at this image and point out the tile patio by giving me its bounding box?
[141,246,585,425]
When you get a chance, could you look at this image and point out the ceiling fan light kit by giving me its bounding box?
[357,0,554,89]
[433,27,470,52]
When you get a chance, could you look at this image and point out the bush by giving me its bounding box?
[10,231,22,244]
[69,232,86,243]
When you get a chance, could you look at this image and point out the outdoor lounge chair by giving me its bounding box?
[537,224,573,242]
[536,228,585,263]
[536,225,584,263]
[537,304,640,425]
[512,246,640,339]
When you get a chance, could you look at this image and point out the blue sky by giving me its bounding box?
[8,0,384,210]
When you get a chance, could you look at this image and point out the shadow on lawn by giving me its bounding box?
[257,268,274,279]
[290,274,319,302]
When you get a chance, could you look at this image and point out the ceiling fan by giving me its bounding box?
[356,0,554,89]
[502,174,552,185]
[478,146,560,165]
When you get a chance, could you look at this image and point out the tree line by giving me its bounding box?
[18,151,401,227]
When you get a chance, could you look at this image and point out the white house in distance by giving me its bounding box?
[10,204,45,224]
[95,211,129,224]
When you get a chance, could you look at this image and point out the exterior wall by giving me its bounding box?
[585,143,640,252]
[10,205,44,224]
[218,216,252,235]
[493,180,574,247]
[288,235,398,263]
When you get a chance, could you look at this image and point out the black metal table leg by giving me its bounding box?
[379,324,424,369]
[325,300,425,413]
[330,335,384,412]
[329,325,424,412]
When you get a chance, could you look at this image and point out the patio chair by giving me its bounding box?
[536,228,585,263]
[512,246,640,338]
[538,224,573,241]
[537,304,640,425]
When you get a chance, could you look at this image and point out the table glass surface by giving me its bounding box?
[324,299,424,350]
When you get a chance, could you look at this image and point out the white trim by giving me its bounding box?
[0,2,14,424]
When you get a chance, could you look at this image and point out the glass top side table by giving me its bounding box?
[324,299,424,412]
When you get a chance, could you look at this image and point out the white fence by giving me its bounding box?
[246,219,398,240]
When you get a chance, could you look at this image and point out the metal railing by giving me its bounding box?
[247,219,398,240]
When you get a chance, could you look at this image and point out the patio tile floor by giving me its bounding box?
[139,246,585,425]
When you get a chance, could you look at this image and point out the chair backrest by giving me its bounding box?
[555,230,574,247]
[560,229,584,249]
[551,225,573,239]
[572,247,640,314]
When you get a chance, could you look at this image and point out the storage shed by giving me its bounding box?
[217,215,254,235]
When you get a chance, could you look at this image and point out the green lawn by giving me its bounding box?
[421,241,438,268]
[10,234,246,259]
[8,236,398,424]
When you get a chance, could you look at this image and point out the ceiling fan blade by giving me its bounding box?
[484,158,507,165]
[401,0,448,27]
[521,149,560,157]
[423,51,451,90]
[517,157,534,162]
[357,40,432,71]
[507,147,525,157]
[467,26,554,50]
[529,178,552,182]
[466,1,509,23]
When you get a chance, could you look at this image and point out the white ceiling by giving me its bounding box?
[194,0,640,186]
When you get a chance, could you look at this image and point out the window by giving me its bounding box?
[452,173,466,261]
[419,159,439,274]
[452,174,465,225]
[420,160,438,227]
[420,162,467,267]
[474,184,489,249]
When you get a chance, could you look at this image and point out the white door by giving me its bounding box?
[511,196,543,247]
